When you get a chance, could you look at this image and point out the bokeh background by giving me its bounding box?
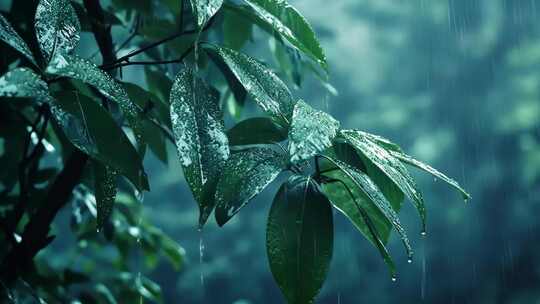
[5,0,539,303]
[139,0,540,303]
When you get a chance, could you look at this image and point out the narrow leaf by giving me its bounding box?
[267,175,333,304]
[288,100,339,163]
[0,14,37,66]
[215,147,285,226]
[391,151,471,200]
[227,117,287,146]
[93,162,118,231]
[243,0,327,71]
[35,0,81,60]
[0,68,50,101]
[340,129,427,231]
[170,67,230,227]
[321,156,412,259]
[203,44,295,124]
[320,172,396,276]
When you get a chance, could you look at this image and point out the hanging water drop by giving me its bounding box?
[421,231,427,237]
[407,258,413,264]
[391,276,397,282]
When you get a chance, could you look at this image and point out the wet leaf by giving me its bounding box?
[267,175,333,304]
[288,100,339,163]
[391,151,470,200]
[46,53,144,145]
[203,44,295,124]
[0,13,37,66]
[321,156,412,259]
[243,0,327,71]
[52,90,149,191]
[35,0,81,60]
[0,68,50,101]
[214,147,285,226]
[340,129,426,231]
[227,117,287,146]
[189,0,223,27]
[170,67,229,227]
[320,170,396,276]
[93,161,118,231]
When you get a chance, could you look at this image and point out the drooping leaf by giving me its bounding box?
[320,171,396,276]
[93,161,118,231]
[35,0,81,60]
[0,13,37,66]
[267,175,333,304]
[321,156,412,259]
[46,53,144,144]
[122,82,171,129]
[227,117,287,146]
[340,129,426,231]
[203,44,295,124]
[214,147,286,226]
[52,90,149,191]
[206,49,247,107]
[288,100,339,163]
[0,68,50,101]
[243,0,327,71]
[189,0,223,27]
[170,67,230,227]
[391,151,470,200]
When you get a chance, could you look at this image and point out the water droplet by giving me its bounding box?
[407,258,413,264]
[421,231,427,237]
[391,276,397,282]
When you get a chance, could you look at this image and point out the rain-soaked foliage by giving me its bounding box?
[0,0,537,303]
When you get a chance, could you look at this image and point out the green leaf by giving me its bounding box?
[288,100,339,163]
[35,0,81,60]
[93,161,118,231]
[214,147,285,226]
[203,44,295,124]
[122,82,171,129]
[170,67,230,227]
[391,151,471,200]
[144,67,173,104]
[320,171,396,277]
[340,129,426,231]
[321,156,412,259]
[223,8,252,50]
[52,90,149,191]
[206,49,247,107]
[227,117,287,146]
[0,68,50,101]
[189,0,223,27]
[243,0,327,71]
[46,53,144,145]
[0,13,38,66]
[267,175,333,304]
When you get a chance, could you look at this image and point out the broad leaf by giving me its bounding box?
[288,100,339,163]
[52,91,149,191]
[243,0,327,71]
[170,67,229,227]
[321,156,412,259]
[0,68,50,101]
[340,129,427,231]
[46,53,144,144]
[203,44,295,124]
[189,0,223,27]
[93,161,118,231]
[0,14,37,66]
[35,0,81,60]
[144,67,173,104]
[227,117,287,146]
[214,147,285,226]
[267,175,333,304]
[123,82,171,129]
